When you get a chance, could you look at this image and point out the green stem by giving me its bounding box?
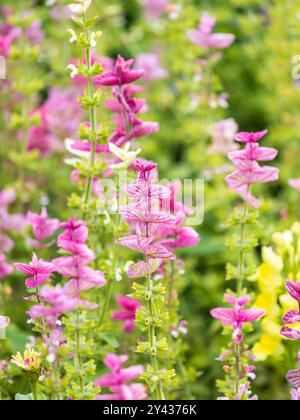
[146,271,165,401]
[237,204,248,296]
[82,12,98,210]
[234,203,248,398]
[29,380,38,401]
[76,309,84,394]
[98,279,114,330]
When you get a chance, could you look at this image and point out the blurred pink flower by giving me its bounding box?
[143,0,169,19]
[0,315,9,329]
[209,118,239,154]
[112,295,141,333]
[96,353,143,386]
[27,207,59,241]
[135,53,168,82]
[29,285,78,327]
[188,12,235,50]
[26,19,44,45]
[0,254,12,279]
[289,179,300,194]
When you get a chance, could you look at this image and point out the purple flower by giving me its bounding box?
[143,0,169,20]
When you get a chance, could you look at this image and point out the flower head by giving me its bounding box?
[226,129,279,208]
[211,294,265,344]
[187,12,235,50]
[15,253,55,289]
[11,349,41,373]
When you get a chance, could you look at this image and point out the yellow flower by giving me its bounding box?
[11,349,41,373]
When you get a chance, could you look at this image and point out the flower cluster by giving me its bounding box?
[53,217,106,303]
[28,88,82,156]
[98,55,159,149]
[94,353,146,400]
[226,130,279,208]
[118,159,177,399]
[0,189,24,280]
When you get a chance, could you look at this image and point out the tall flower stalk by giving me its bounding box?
[118,159,176,399]
[211,130,279,400]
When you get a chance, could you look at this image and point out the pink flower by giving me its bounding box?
[15,253,55,289]
[143,0,169,19]
[27,208,59,241]
[289,179,300,193]
[285,281,300,305]
[94,55,144,87]
[291,388,300,401]
[211,294,265,344]
[135,53,168,82]
[0,27,20,58]
[235,130,268,143]
[209,118,239,155]
[52,217,105,303]
[127,259,161,278]
[118,236,175,260]
[96,383,147,400]
[0,254,12,279]
[226,130,279,208]
[112,295,140,333]
[27,124,56,156]
[171,320,188,338]
[188,12,235,50]
[94,353,144,389]
[287,369,300,389]
[0,315,9,329]
[26,19,44,45]
[29,285,78,326]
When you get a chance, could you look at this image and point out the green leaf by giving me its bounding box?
[99,332,119,348]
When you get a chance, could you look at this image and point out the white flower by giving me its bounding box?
[66,64,78,79]
[69,0,92,15]
[64,138,90,166]
[68,29,77,44]
[90,32,97,48]
[109,142,141,170]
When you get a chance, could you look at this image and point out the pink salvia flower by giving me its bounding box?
[226,130,279,208]
[211,294,265,344]
[112,295,141,333]
[94,55,144,87]
[15,253,55,289]
[187,12,235,50]
[27,208,59,241]
[94,353,146,400]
